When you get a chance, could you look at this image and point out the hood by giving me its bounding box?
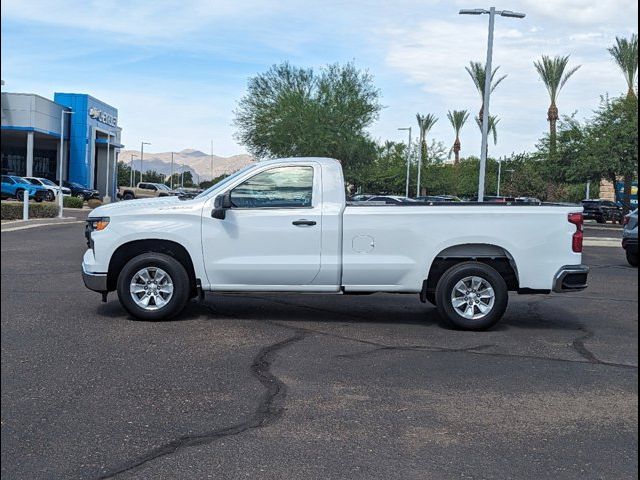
[89,195,193,218]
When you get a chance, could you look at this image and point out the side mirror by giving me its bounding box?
[212,192,232,219]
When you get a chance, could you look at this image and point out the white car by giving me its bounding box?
[82,157,588,330]
[24,177,71,202]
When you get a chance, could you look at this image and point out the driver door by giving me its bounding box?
[202,163,322,288]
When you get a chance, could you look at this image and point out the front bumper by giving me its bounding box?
[82,264,107,293]
[552,265,589,292]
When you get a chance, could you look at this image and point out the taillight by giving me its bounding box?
[623,215,630,226]
[568,212,583,253]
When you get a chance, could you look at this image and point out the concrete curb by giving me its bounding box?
[1,218,84,232]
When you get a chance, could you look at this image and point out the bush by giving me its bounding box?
[87,199,103,209]
[63,196,85,208]
[1,201,59,220]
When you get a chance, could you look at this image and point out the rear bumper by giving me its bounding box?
[82,264,108,293]
[552,265,589,293]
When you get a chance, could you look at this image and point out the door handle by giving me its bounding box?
[292,219,316,226]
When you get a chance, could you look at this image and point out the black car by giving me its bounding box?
[469,195,517,203]
[581,199,623,224]
[63,181,100,200]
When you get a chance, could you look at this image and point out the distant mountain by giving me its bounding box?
[117,149,255,182]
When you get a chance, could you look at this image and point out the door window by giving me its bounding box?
[230,166,314,209]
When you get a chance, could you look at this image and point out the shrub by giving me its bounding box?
[1,201,59,220]
[87,198,103,209]
[63,196,85,208]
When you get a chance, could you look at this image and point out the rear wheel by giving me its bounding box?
[596,215,606,224]
[123,192,134,200]
[435,262,508,331]
[117,252,190,321]
[627,249,638,267]
[15,189,25,201]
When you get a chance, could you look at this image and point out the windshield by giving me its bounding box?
[26,178,40,185]
[156,184,171,191]
[16,177,31,184]
[194,164,257,199]
[40,178,57,186]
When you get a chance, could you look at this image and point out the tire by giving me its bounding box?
[117,252,190,321]
[75,193,86,201]
[15,189,25,201]
[123,192,135,200]
[627,249,638,267]
[435,262,508,331]
[34,195,43,203]
[45,190,55,202]
[596,215,606,224]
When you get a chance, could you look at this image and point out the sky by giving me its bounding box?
[1,0,638,158]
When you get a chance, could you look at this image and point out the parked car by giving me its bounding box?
[515,197,542,204]
[63,181,100,201]
[469,195,517,203]
[117,182,179,200]
[365,195,417,204]
[416,195,462,203]
[25,177,71,201]
[622,209,638,267]
[348,194,374,202]
[581,199,623,224]
[1,175,47,202]
[82,157,588,331]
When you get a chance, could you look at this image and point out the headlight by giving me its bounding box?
[88,217,110,232]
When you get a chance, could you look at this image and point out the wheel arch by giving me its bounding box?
[425,243,519,293]
[107,239,198,296]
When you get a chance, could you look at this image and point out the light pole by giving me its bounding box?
[58,109,74,218]
[496,156,502,196]
[140,141,151,184]
[170,152,175,189]
[398,127,412,197]
[129,154,138,187]
[103,131,117,203]
[210,140,214,181]
[459,7,525,201]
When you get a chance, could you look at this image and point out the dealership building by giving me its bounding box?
[1,91,123,200]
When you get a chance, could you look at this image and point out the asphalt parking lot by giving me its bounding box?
[1,221,637,479]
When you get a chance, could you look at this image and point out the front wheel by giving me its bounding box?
[435,262,508,331]
[117,252,190,321]
[15,189,25,201]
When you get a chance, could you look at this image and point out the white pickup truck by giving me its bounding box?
[82,157,588,330]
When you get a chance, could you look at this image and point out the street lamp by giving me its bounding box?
[58,109,74,218]
[460,6,525,201]
[398,127,412,197]
[140,141,151,184]
[129,154,138,187]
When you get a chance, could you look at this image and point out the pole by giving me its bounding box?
[406,128,412,197]
[210,140,214,181]
[170,152,174,189]
[478,7,495,202]
[181,158,184,188]
[497,156,502,196]
[58,112,65,218]
[140,142,145,184]
[416,134,422,197]
[129,154,136,187]
[104,134,111,203]
[586,181,590,200]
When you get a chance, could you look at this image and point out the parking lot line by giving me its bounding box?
[583,237,621,247]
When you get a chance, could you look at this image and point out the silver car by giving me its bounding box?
[622,209,638,267]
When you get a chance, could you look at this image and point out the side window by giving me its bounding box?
[230,166,314,209]
[2,176,15,184]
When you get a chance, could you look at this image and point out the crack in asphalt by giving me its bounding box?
[95,328,307,479]
[335,343,495,359]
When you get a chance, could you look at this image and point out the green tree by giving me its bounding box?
[447,110,469,164]
[608,34,638,100]
[234,61,382,181]
[608,34,638,210]
[533,54,581,157]
[415,113,438,165]
[466,61,507,121]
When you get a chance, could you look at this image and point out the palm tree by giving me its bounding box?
[608,34,638,214]
[533,55,581,157]
[447,110,470,164]
[475,115,500,152]
[415,113,438,196]
[466,61,507,122]
[416,113,439,164]
[608,34,638,100]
